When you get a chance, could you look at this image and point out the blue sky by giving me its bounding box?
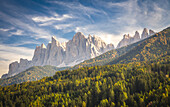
[0,0,170,76]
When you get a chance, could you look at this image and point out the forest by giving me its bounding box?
[0,55,169,107]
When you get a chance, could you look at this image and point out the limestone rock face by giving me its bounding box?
[65,32,87,64]
[8,61,19,77]
[117,34,131,48]
[32,44,46,66]
[117,28,155,48]
[149,29,155,36]
[43,36,65,66]
[141,28,149,39]
[117,33,140,48]
[133,31,140,41]
[3,32,114,78]
[64,32,114,65]
[7,59,32,77]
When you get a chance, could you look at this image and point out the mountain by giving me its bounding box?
[72,39,144,69]
[0,54,169,106]
[117,33,140,48]
[117,28,155,48]
[1,27,168,86]
[108,27,170,65]
[72,27,169,69]
[0,66,67,86]
[141,28,149,39]
[0,33,144,86]
[2,32,114,78]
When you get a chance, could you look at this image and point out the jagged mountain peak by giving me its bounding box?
[135,31,139,33]
[51,36,60,46]
[143,28,148,31]
[117,28,155,48]
[149,29,155,36]
[72,32,86,41]
[141,28,149,39]
[88,34,92,38]
[134,31,139,36]
[123,34,130,39]
[52,36,57,41]
[41,43,46,49]
[134,31,140,39]
[4,32,114,78]
[93,35,105,43]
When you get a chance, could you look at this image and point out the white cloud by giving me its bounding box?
[32,14,72,22]
[9,41,41,47]
[95,32,122,47]
[49,1,107,23]
[50,1,104,14]
[0,28,11,32]
[54,24,72,30]
[0,11,53,40]
[107,0,170,31]
[38,21,54,26]
[0,44,34,77]
[9,29,24,36]
[73,0,170,47]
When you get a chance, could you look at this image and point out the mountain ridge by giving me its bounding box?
[2,32,114,78]
[108,27,170,65]
[1,27,169,86]
[117,28,155,48]
[72,27,169,69]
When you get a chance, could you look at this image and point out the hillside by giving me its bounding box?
[108,27,170,65]
[0,55,169,107]
[73,27,170,69]
[0,66,67,86]
[72,40,144,69]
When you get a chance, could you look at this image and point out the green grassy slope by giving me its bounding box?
[0,65,68,86]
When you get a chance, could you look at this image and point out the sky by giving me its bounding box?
[0,0,170,77]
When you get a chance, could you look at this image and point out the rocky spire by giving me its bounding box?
[149,29,155,36]
[41,43,46,49]
[123,34,130,39]
[52,36,60,46]
[134,31,140,39]
[72,32,86,42]
[141,28,149,39]
[117,31,140,48]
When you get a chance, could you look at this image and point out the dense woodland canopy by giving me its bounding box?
[0,55,170,107]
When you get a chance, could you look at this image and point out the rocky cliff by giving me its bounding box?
[117,28,155,48]
[2,32,114,78]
